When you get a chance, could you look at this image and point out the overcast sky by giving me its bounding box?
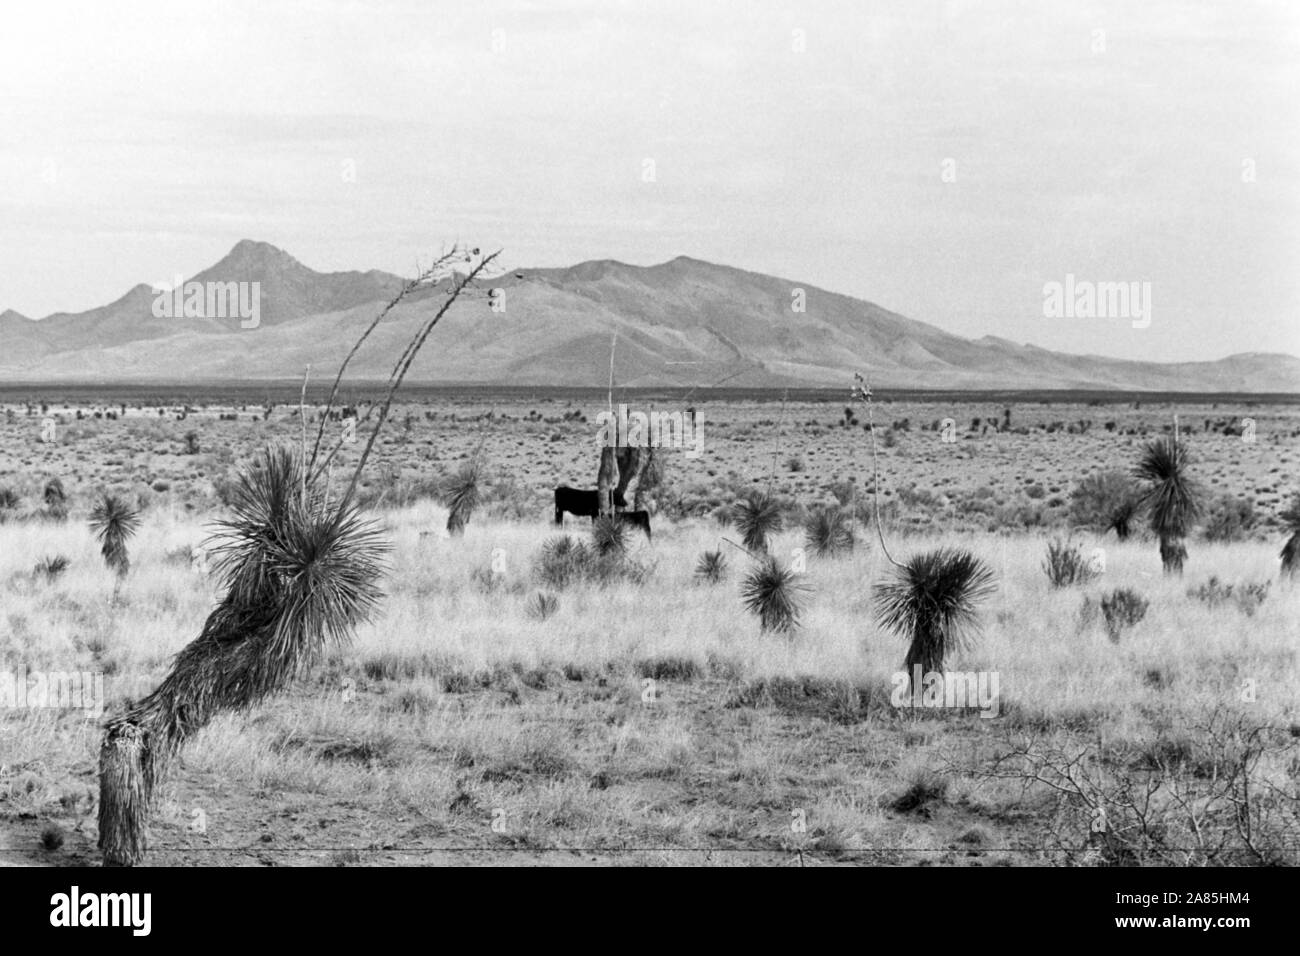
[1,0,1296,363]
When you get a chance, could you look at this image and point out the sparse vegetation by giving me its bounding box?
[1100,587,1149,642]
[1070,470,1140,540]
[1202,494,1256,543]
[1188,576,1270,616]
[1042,537,1098,588]
[1,388,1293,866]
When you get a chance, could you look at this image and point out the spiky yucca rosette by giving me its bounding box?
[874,548,996,681]
[97,246,499,865]
[98,447,387,865]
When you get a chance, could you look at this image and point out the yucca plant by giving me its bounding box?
[874,548,996,681]
[741,555,805,633]
[591,514,627,558]
[804,505,855,557]
[535,534,592,589]
[443,459,482,536]
[44,477,68,521]
[734,490,782,553]
[89,493,140,578]
[1279,493,1300,579]
[99,244,500,867]
[526,591,560,622]
[695,549,727,584]
[1133,436,1201,575]
[98,447,387,865]
[34,555,70,582]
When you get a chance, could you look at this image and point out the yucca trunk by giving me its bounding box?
[903,622,944,679]
[596,446,619,516]
[1159,535,1187,575]
[97,721,154,866]
[98,603,293,864]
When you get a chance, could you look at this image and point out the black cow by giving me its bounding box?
[554,486,626,524]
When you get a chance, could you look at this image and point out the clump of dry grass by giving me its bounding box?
[1187,576,1270,616]
[526,591,559,621]
[1042,536,1098,588]
[1100,587,1148,642]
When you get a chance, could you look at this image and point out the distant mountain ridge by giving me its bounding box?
[2,241,1296,392]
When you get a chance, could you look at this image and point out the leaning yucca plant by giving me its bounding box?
[1133,435,1201,575]
[1279,493,1300,579]
[874,548,996,682]
[98,447,388,865]
[734,490,782,553]
[740,555,806,633]
[695,549,727,584]
[98,245,501,867]
[89,493,140,577]
[803,505,855,557]
[443,458,482,536]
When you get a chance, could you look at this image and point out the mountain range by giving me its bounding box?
[2,240,1296,392]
